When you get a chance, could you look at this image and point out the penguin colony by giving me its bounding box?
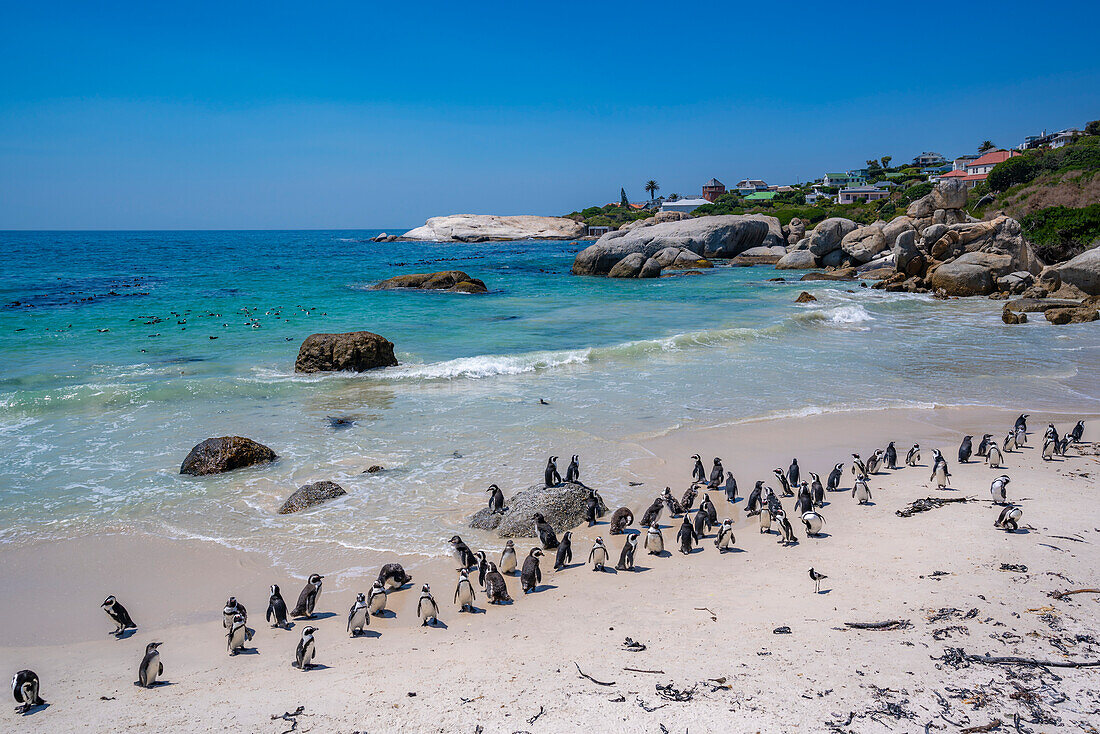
[8,415,1088,714]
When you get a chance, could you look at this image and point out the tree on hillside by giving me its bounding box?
[1086,119,1100,136]
[620,188,629,207]
[881,155,892,168]
[978,140,996,153]
[645,180,660,200]
[865,159,882,170]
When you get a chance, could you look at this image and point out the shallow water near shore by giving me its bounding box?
[2,230,1098,565]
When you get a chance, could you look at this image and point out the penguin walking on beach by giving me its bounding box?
[616,533,638,570]
[809,568,827,594]
[293,627,318,669]
[454,569,476,613]
[1069,420,1085,443]
[723,472,738,503]
[1042,437,1056,461]
[930,450,950,489]
[793,482,813,515]
[588,537,610,571]
[475,550,489,588]
[850,455,869,481]
[677,514,700,555]
[645,524,664,555]
[102,595,137,636]
[1003,431,1016,453]
[884,442,898,470]
[610,507,634,535]
[1045,423,1059,445]
[976,434,993,458]
[759,502,773,534]
[378,563,412,591]
[11,670,46,713]
[746,481,764,516]
[486,484,505,514]
[906,444,920,467]
[640,497,663,528]
[554,530,573,571]
[995,505,1024,531]
[417,584,440,626]
[227,612,254,653]
[801,510,826,537]
[990,474,1011,504]
[986,442,1003,468]
[827,463,844,491]
[773,468,793,496]
[499,540,518,575]
[958,435,973,463]
[544,456,561,487]
[521,548,543,593]
[708,458,724,489]
[714,519,735,552]
[222,596,246,629]
[137,642,164,687]
[347,593,370,635]
[699,493,718,527]
[484,562,512,604]
[291,574,324,619]
[787,459,800,489]
[692,505,708,539]
[691,454,706,484]
[266,585,289,629]
[367,580,388,616]
[565,454,580,484]
[532,513,559,549]
[852,477,872,505]
[775,511,796,546]
[1014,424,1027,448]
[662,487,685,516]
[865,450,883,476]
[1015,414,1029,433]
[680,485,698,513]
[809,473,825,508]
[449,535,477,569]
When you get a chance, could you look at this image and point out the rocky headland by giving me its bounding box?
[397,214,586,242]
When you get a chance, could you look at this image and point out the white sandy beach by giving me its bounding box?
[2,406,1098,732]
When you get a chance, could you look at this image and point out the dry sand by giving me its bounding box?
[2,406,1098,732]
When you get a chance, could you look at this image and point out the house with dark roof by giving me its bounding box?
[701,178,726,202]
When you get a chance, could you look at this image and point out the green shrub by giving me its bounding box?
[988,156,1035,191]
[899,182,933,205]
[1020,204,1100,262]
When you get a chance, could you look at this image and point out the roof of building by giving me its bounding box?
[744,192,777,200]
[839,186,886,194]
[662,197,711,206]
[967,150,1018,169]
[704,178,724,187]
[824,172,852,179]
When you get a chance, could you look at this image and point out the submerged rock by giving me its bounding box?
[295,331,398,373]
[1045,307,1100,325]
[180,436,277,476]
[795,291,817,303]
[371,271,487,293]
[469,482,608,537]
[278,481,346,514]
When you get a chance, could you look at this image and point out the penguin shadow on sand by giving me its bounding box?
[527,583,558,594]
[298,611,338,621]
[350,628,383,638]
[231,645,261,656]
[114,628,138,641]
[133,680,174,689]
[17,703,49,717]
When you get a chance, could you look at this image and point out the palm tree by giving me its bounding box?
[978,140,996,153]
[645,180,660,201]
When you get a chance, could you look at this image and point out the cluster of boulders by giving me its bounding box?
[370,270,487,293]
[469,482,608,537]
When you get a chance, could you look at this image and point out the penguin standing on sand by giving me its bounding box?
[990,474,1010,504]
[267,585,289,629]
[475,550,489,588]
[884,441,898,470]
[1015,414,1029,433]
[378,563,412,590]
[801,510,826,536]
[680,485,698,512]
[565,455,580,484]
[554,530,573,571]
[521,548,543,593]
[976,434,993,457]
[995,505,1023,531]
[1045,423,1059,445]
[347,593,370,635]
[484,562,512,604]
[746,481,764,516]
[787,459,800,489]
[677,515,700,555]
[486,484,505,514]
[865,450,882,475]
[644,524,664,555]
[793,482,813,514]
[850,455,868,481]
[291,574,324,619]
[775,511,796,545]
[544,456,561,487]
[759,502,773,534]
[532,513,559,549]
[773,468,793,496]
[1042,437,1056,461]
[588,537,610,571]
[454,569,476,613]
[723,472,738,502]
[499,540,518,575]
[986,442,1003,468]
[1070,420,1085,443]
[223,596,246,629]
[1003,431,1016,453]
[616,534,638,570]
[708,458,724,489]
[809,473,825,508]
[610,507,634,535]
[699,493,718,527]
[1015,424,1027,448]
[367,580,388,616]
[137,642,163,687]
[692,506,708,538]
[852,477,872,505]
[640,497,663,528]
[11,670,46,713]
[417,584,440,626]
[449,535,477,569]
[930,450,950,488]
[662,487,685,516]
[906,444,920,467]
[827,463,844,491]
[293,627,317,669]
[958,436,973,463]
[691,454,706,484]
[102,595,137,636]
[227,612,254,653]
[715,519,735,552]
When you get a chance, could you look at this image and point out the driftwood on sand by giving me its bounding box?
[896,497,971,517]
[844,619,912,630]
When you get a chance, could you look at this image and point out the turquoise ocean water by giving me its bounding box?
[2,230,1098,566]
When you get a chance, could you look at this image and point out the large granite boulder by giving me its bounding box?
[180,436,277,476]
[730,246,786,265]
[1056,246,1100,295]
[608,252,647,278]
[806,218,859,257]
[619,217,653,232]
[654,210,687,224]
[930,252,1014,296]
[786,217,807,245]
[930,179,969,210]
[371,271,487,293]
[278,481,346,514]
[295,332,398,373]
[400,215,585,242]
[571,215,781,275]
[926,216,1042,275]
[1045,307,1100,325]
[882,216,915,248]
[652,246,710,269]
[638,257,663,278]
[468,482,608,537]
[840,225,888,264]
[893,230,926,277]
[776,250,819,269]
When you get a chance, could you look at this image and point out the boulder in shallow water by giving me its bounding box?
[607,252,648,278]
[1056,246,1100,296]
[806,218,859,257]
[1045,306,1099,325]
[278,481,346,514]
[371,271,487,293]
[295,331,398,373]
[775,250,819,269]
[469,482,608,537]
[795,291,817,303]
[180,436,277,476]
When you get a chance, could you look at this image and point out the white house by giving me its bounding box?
[661,197,711,213]
[837,186,889,204]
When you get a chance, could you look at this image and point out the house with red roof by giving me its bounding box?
[933,150,1020,187]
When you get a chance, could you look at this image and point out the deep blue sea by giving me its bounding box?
[2,230,1098,566]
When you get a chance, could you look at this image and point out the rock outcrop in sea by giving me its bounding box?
[371,271,488,293]
[468,482,608,537]
[180,436,278,476]
[278,481,347,514]
[295,332,398,373]
[400,215,586,242]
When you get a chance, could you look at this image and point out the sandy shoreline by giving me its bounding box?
[3,405,1099,732]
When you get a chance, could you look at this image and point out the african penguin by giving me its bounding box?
[1015,414,1029,433]
[448,535,476,569]
[884,441,898,470]
[640,497,664,528]
[222,596,246,629]
[616,533,639,570]
[554,530,573,571]
[1042,439,1056,461]
[708,458,724,489]
[417,584,440,626]
[293,626,318,669]
[990,474,1010,504]
[714,519,735,552]
[267,585,289,629]
[801,510,826,536]
[499,540,518,575]
[680,485,698,513]
[1003,431,1016,453]
[809,472,825,508]
[723,472,738,503]
[565,454,580,484]
[746,481,764,516]
[137,642,163,687]
[367,580,388,616]
[850,454,868,481]
[475,550,489,588]
[775,511,796,546]
[11,670,45,713]
[227,612,254,653]
[484,562,512,604]
[347,593,370,635]
[986,443,1003,468]
[691,454,706,484]
[584,489,602,526]
[644,524,664,555]
[662,486,685,516]
[521,548,543,593]
[544,456,561,487]
[995,505,1023,531]
[588,537,610,571]
[102,595,137,636]
[700,493,718,526]
[958,435,973,463]
[378,563,412,590]
[486,484,505,514]
[865,450,882,475]
[930,450,950,488]
[291,574,324,619]
[1014,425,1027,448]
[454,569,476,613]
[827,463,844,491]
[758,504,772,534]
[787,459,800,489]
[773,468,793,496]
[852,478,872,505]
[1069,420,1085,443]
[905,444,920,467]
[976,434,993,457]
[793,482,813,515]
[677,515,700,555]
[609,507,634,535]
[532,513,559,549]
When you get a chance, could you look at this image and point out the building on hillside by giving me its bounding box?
[952,154,980,171]
[837,185,889,204]
[735,179,769,194]
[966,150,1019,177]
[587,225,614,237]
[873,180,896,189]
[774,185,796,193]
[821,172,865,188]
[1050,129,1081,148]
[805,191,832,205]
[660,197,711,214]
[743,191,777,202]
[701,178,726,202]
[912,151,947,167]
[1019,128,1081,150]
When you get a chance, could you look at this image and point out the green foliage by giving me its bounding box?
[620,188,629,207]
[898,182,933,206]
[978,140,996,153]
[877,201,897,218]
[987,156,1035,192]
[988,139,1100,192]
[645,180,660,200]
[1086,119,1100,137]
[1020,204,1100,262]
[566,203,652,228]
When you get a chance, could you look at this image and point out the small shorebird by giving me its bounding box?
[809,567,827,594]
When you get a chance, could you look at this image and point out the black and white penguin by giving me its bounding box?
[1014,424,1027,448]
[544,456,561,487]
[809,472,825,508]
[827,463,844,491]
[1003,430,1016,453]
[486,484,505,514]
[532,513,559,549]
[1042,437,1056,460]
[714,519,735,552]
[1044,423,1059,445]
[691,454,706,484]
[850,454,868,481]
[1015,414,1029,433]
[773,468,793,496]
[584,489,601,527]
[775,511,796,545]
[499,540,518,575]
[809,568,827,593]
[616,533,638,570]
[692,506,707,538]
[102,595,137,636]
[367,580,388,616]
[801,510,826,536]
[990,474,1010,504]
[787,459,800,488]
[588,537,610,571]
[793,482,813,514]
[11,670,46,713]
[700,493,718,526]
[417,584,440,626]
[640,497,664,528]
[610,507,634,535]
[677,514,699,555]
[766,488,783,518]
[521,548,543,593]
[906,444,920,467]
[266,584,289,629]
[378,563,412,591]
[661,486,685,516]
[852,477,872,505]
[930,450,950,488]
[293,626,317,669]
[554,530,573,571]
[291,574,324,619]
[865,450,882,475]
[995,505,1023,531]
[1058,436,1071,456]
[227,612,254,653]
[986,442,1003,468]
[454,569,476,613]
[884,441,898,470]
[137,642,163,687]
[448,535,477,569]
[346,592,370,635]
[958,435,973,463]
[708,458,724,489]
[758,502,772,534]
[746,481,764,516]
[484,562,512,604]
[222,596,246,629]
[475,550,489,588]
[976,434,993,457]
[644,524,664,555]
[565,454,580,484]
[1069,420,1085,443]
[723,472,738,503]
[680,485,698,513]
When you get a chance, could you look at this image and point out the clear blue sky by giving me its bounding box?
[2,1,1099,230]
